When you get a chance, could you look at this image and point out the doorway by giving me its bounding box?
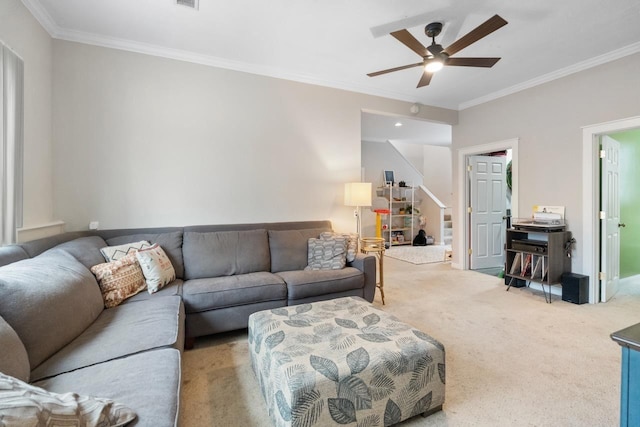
[582,116,640,303]
[455,138,519,271]
[468,152,508,275]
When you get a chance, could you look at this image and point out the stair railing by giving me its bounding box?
[417,184,448,245]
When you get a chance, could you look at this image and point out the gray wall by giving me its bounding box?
[453,53,640,272]
[52,40,457,232]
[0,0,53,229]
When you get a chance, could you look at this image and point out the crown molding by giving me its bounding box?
[23,0,640,112]
[54,27,429,107]
[20,0,60,37]
[459,41,640,110]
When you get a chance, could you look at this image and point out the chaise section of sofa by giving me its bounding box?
[0,233,184,426]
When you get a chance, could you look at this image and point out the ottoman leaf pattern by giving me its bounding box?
[346,347,370,375]
[310,355,340,382]
[249,297,445,427]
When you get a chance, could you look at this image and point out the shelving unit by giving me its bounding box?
[377,184,419,247]
[505,227,572,303]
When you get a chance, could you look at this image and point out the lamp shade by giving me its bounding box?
[344,182,372,207]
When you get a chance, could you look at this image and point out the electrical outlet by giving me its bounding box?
[89,221,99,230]
[353,210,358,217]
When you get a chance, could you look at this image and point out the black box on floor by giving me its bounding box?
[562,273,589,304]
[505,277,526,288]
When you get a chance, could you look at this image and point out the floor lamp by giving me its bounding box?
[344,182,372,237]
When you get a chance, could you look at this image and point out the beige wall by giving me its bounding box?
[0,0,54,230]
[453,52,640,272]
[52,40,457,232]
[423,145,452,207]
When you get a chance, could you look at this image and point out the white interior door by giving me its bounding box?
[601,135,621,302]
[469,155,507,269]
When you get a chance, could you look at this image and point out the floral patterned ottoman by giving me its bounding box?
[248,297,445,427]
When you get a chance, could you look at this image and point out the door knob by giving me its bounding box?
[619,223,626,228]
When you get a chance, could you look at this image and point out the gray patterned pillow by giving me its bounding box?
[305,236,348,270]
[319,231,358,262]
[0,373,136,426]
[100,240,151,262]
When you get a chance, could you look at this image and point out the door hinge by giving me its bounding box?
[467,207,472,213]
[599,271,606,281]
[599,150,606,159]
[467,165,472,172]
[599,211,606,220]
[468,248,472,255]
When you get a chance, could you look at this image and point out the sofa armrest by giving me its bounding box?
[348,253,377,302]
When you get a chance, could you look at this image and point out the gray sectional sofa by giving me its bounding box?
[0,220,376,426]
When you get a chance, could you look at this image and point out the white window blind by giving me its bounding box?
[0,42,24,245]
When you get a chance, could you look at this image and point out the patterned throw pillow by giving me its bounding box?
[319,231,358,262]
[135,244,176,294]
[0,372,136,426]
[100,240,152,262]
[90,254,147,308]
[305,237,348,271]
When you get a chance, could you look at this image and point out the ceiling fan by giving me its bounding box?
[368,14,508,88]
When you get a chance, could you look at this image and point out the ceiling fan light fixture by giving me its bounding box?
[425,60,444,73]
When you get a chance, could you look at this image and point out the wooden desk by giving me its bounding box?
[360,237,385,305]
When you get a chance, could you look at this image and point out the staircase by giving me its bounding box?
[443,210,453,246]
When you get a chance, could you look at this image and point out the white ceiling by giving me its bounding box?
[23,0,640,112]
[361,112,451,146]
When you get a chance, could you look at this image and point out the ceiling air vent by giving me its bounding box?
[176,0,199,10]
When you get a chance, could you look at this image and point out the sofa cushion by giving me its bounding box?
[49,236,109,269]
[90,253,147,308]
[0,316,29,382]
[305,236,348,270]
[183,229,270,279]
[182,272,286,313]
[0,245,28,268]
[123,279,183,303]
[31,296,184,382]
[0,372,136,426]
[268,228,330,272]
[277,267,364,301]
[0,250,104,370]
[106,231,184,279]
[34,348,181,427]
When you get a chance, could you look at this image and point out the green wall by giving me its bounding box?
[611,129,640,278]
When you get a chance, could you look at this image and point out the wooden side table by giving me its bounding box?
[360,237,385,304]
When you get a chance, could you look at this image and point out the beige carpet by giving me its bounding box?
[180,258,640,426]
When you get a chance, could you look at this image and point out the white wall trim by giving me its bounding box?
[50,28,427,106]
[21,0,640,113]
[20,0,60,37]
[455,138,519,270]
[459,41,640,111]
[16,220,65,243]
[581,115,640,304]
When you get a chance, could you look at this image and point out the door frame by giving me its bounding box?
[582,116,640,303]
[455,138,519,270]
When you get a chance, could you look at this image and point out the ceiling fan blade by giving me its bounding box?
[390,29,428,57]
[417,70,433,88]
[443,14,507,56]
[367,62,425,77]
[446,57,501,67]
